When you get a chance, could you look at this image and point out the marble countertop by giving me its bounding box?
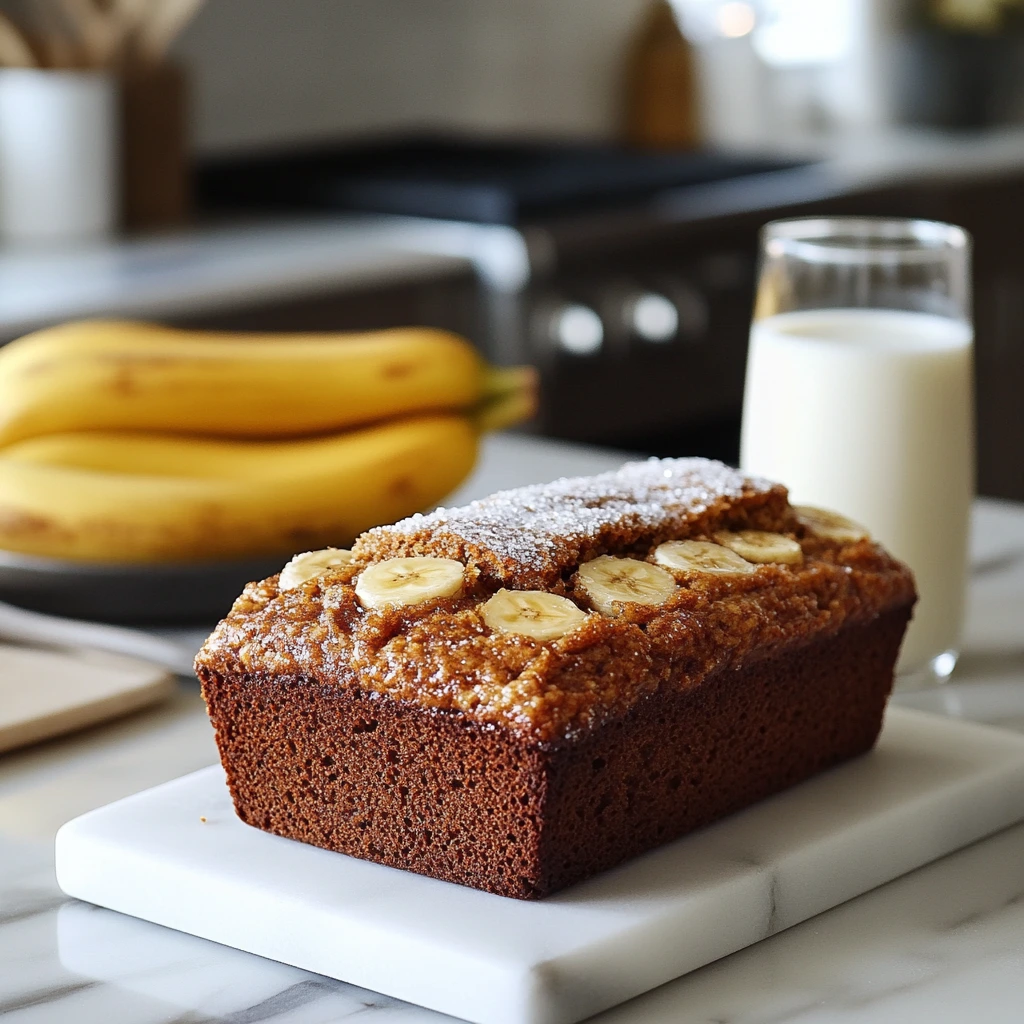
[3,433,1024,1023]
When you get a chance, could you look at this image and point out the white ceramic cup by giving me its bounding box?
[0,69,118,244]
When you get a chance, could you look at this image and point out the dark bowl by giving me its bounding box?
[0,549,285,624]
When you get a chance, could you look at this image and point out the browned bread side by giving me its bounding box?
[197,605,909,899]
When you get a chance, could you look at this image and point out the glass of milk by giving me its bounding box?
[740,217,973,689]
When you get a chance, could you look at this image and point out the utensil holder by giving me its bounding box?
[0,69,117,244]
[119,62,191,230]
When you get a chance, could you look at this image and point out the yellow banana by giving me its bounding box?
[0,415,476,563]
[1,430,430,479]
[0,320,513,446]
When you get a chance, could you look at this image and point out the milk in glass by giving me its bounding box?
[740,308,974,672]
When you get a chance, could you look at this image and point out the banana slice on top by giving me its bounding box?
[481,589,587,641]
[713,530,803,566]
[794,505,870,543]
[654,539,757,575]
[355,556,465,610]
[578,555,676,616]
[279,547,354,590]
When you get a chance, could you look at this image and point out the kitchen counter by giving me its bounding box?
[3,433,1024,1024]
[0,218,483,342]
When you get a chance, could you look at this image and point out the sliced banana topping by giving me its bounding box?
[355,556,465,610]
[713,530,803,566]
[794,505,870,543]
[654,539,757,575]
[578,555,676,616]
[481,589,587,641]
[279,547,354,590]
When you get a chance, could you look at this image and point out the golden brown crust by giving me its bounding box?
[196,458,915,744]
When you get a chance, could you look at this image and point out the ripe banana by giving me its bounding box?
[355,557,465,610]
[279,548,354,590]
[0,320,532,446]
[577,555,676,616]
[2,430,437,479]
[0,415,477,563]
[480,589,588,641]
[654,539,756,575]
[713,530,804,566]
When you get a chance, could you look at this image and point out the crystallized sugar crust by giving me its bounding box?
[354,458,785,589]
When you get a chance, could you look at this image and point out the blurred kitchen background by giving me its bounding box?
[2,0,1023,498]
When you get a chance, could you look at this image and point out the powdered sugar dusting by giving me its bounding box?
[355,458,783,588]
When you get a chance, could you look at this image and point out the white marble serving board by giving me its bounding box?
[55,708,1024,1024]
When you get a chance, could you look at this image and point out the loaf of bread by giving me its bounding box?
[196,458,915,899]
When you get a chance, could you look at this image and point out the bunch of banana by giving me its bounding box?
[0,321,537,563]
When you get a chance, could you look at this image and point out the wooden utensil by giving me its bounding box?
[0,12,36,67]
[0,0,205,70]
[105,0,152,64]
[624,0,701,149]
[31,2,81,69]
[135,0,204,63]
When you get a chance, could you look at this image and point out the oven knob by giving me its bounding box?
[549,303,604,356]
[625,292,679,344]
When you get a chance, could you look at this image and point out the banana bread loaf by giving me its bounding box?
[196,458,915,899]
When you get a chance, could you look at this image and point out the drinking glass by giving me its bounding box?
[740,217,974,689]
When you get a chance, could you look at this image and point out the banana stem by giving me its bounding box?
[475,365,539,433]
[482,365,535,399]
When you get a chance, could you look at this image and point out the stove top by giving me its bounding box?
[197,136,811,226]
